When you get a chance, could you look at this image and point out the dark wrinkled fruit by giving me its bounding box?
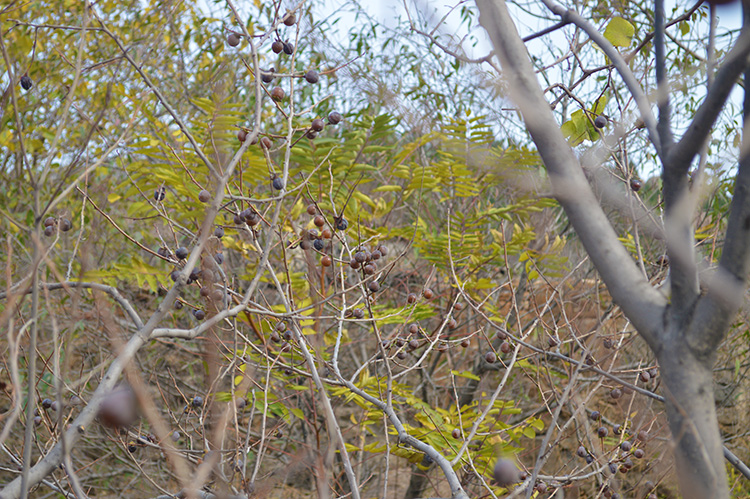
[353,308,364,319]
[42,398,52,409]
[304,70,319,84]
[610,388,622,399]
[283,12,296,26]
[282,42,294,55]
[594,115,607,128]
[272,177,284,190]
[198,189,210,203]
[261,68,275,84]
[363,264,376,275]
[485,351,497,364]
[270,86,285,101]
[44,217,55,227]
[408,339,419,350]
[20,75,32,90]
[227,33,240,47]
[306,130,318,139]
[60,218,72,232]
[176,247,188,260]
[368,281,380,292]
[34,415,42,426]
[408,323,419,335]
[335,217,348,230]
[311,118,325,132]
[154,186,165,201]
[328,111,342,125]
[260,136,273,149]
[272,40,283,53]
[493,458,519,487]
[98,385,138,429]
[639,371,651,382]
[214,253,223,265]
[237,129,248,142]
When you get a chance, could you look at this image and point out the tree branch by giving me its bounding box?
[476,0,667,348]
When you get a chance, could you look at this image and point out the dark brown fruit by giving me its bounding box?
[311,118,325,131]
[408,323,419,335]
[43,216,55,227]
[352,308,365,319]
[630,178,642,192]
[349,258,360,269]
[304,70,319,84]
[397,351,406,360]
[485,351,497,363]
[461,339,470,348]
[20,75,33,90]
[451,428,461,439]
[314,215,325,227]
[408,339,419,350]
[597,426,609,438]
[363,264,375,275]
[272,40,283,53]
[261,68,275,84]
[321,228,332,239]
[639,371,651,382]
[500,341,511,354]
[328,111,342,125]
[448,318,458,329]
[270,87,285,101]
[282,42,294,55]
[306,130,318,139]
[321,255,332,267]
[97,385,138,429]
[238,129,248,142]
[198,189,210,203]
[493,458,519,487]
[368,281,380,292]
[633,448,644,458]
[60,218,72,232]
[306,204,317,215]
[423,288,434,299]
[260,136,273,149]
[590,410,601,421]
[594,115,607,128]
[227,33,240,47]
[407,293,417,304]
[610,388,622,399]
[42,398,52,409]
[283,12,296,26]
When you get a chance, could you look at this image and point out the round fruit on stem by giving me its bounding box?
[272,40,283,53]
[304,70,319,84]
[283,12,296,26]
[20,75,32,90]
[270,86,285,101]
[227,33,240,47]
[594,115,607,128]
[328,111,342,125]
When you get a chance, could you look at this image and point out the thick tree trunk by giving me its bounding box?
[656,338,729,499]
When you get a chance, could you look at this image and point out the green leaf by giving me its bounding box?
[603,17,635,48]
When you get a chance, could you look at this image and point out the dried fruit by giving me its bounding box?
[610,388,622,399]
[406,293,417,304]
[328,111,342,125]
[304,70,319,84]
[500,341,511,354]
[272,177,284,190]
[335,217,348,230]
[493,458,519,487]
[154,186,165,201]
[20,75,32,90]
[630,178,643,192]
[272,40,283,53]
[311,118,325,131]
[485,351,497,363]
[59,218,72,232]
[176,247,188,260]
[238,129,248,142]
[270,86,285,101]
[193,309,206,320]
[43,217,55,227]
[368,281,380,292]
[261,68,275,84]
[198,189,210,203]
[283,12,296,26]
[282,41,294,55]
[227,33,240,47]
[423,288,434,300]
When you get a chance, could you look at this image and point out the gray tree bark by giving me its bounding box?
[475,1,750,498]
